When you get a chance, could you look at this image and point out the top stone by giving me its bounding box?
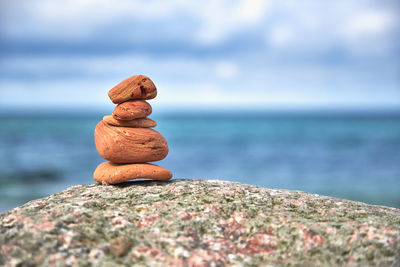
[108,75,157,104]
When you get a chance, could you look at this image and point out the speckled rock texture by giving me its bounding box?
[1,179,399,266]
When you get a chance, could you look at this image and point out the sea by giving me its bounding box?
[0,110,399,212]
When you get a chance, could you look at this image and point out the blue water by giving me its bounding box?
[0,111,399,212]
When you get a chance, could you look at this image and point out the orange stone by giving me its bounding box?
[94,121,168,163]
[108,75,157,104]
[93,162,172,184]
[103,116,157,128]
[112,100,152,120]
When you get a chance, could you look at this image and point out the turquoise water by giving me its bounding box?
[0,111,399,212]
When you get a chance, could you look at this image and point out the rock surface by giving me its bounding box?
[108,75,157,104]
[94,121,169,163]
[1,179,399,266]
[103,116,157,128]
[94,162,173,184]
[112,100,152,120]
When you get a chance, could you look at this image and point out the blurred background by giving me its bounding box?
[0,0,399,212]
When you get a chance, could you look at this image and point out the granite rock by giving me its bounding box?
[1,179,399,266]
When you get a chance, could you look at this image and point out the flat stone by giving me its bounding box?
[1,180,399,266]
[93,162,172,184]
[94,121,168,163]
[108,75,157,104]
[112,100,152,120]
[103,115,157,128]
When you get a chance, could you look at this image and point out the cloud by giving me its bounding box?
[343,9,398,55]
[0,0,270,45]
[214,61,239,80]
[346,10,396,36]
[194,0,270,45]
[263,1,399,57]
[0,0,399,109]
[268,24,294,47]
[1,0,398,58]
[1,53,399,109]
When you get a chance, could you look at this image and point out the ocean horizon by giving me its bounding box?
[0,109,399,212]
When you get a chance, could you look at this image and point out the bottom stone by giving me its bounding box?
[93,162,172,184]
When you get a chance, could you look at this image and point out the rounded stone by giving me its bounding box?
[94,121,168,163]
[112,100,152,120]
[93,162,172,184]
[103,116,157,128]
[108,75,157,104]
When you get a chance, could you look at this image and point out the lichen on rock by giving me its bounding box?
[1,179,399,266]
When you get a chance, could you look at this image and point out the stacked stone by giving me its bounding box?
[93,75,172,185]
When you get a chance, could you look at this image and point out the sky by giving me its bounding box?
[0,0,399,110]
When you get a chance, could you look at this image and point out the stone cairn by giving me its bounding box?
[93,75,172,184]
